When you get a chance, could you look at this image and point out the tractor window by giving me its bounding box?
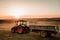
[17,22,20,25]
[17,21,27,25]
[21,22,26,25]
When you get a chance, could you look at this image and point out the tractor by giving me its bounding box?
[11,20,30,34]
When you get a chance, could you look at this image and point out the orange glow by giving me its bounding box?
[0,0,60,19]
[14,16,20,19]
[8,5,29,19]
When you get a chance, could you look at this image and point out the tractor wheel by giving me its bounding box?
[26,27,30,33]
[17,27,23,34]
[11,28,15,33]
[40,31,47,37]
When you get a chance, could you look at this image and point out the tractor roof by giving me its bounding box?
[18,20,27,22]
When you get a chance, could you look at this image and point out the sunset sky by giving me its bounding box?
[0,0,60,19]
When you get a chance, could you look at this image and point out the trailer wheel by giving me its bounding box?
[47,32,51,37]
[40,31,47,37]
[17,27,23,34]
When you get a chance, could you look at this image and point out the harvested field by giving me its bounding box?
[0,21,60,40]
[0,30,60,40]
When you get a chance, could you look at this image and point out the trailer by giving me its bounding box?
[29,24,60,37]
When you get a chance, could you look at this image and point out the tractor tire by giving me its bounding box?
[22,27,30,33]
[26,27,30,33]
[11,28,15,33]
[40,31,47,37]
[17,27,23,34]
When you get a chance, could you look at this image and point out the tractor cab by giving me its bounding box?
[17,20,27,27]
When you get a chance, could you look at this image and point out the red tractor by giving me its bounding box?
[11,20,30,34]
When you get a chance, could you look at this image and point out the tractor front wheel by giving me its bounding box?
[25,27,30,33]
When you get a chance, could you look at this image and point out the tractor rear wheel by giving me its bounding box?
[17,27,23,34]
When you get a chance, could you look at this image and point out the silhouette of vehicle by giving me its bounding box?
[11,20,60,37]
[11,20,30,34]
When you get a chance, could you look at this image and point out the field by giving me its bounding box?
[0,30,60,40]
[0,20,60,40]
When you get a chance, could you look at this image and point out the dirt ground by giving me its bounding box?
[0,22,60,40]
[0,30,60,40]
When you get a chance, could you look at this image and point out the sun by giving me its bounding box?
[10,8,20,18]
[9,5,28,18]
[14,16,20,18]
